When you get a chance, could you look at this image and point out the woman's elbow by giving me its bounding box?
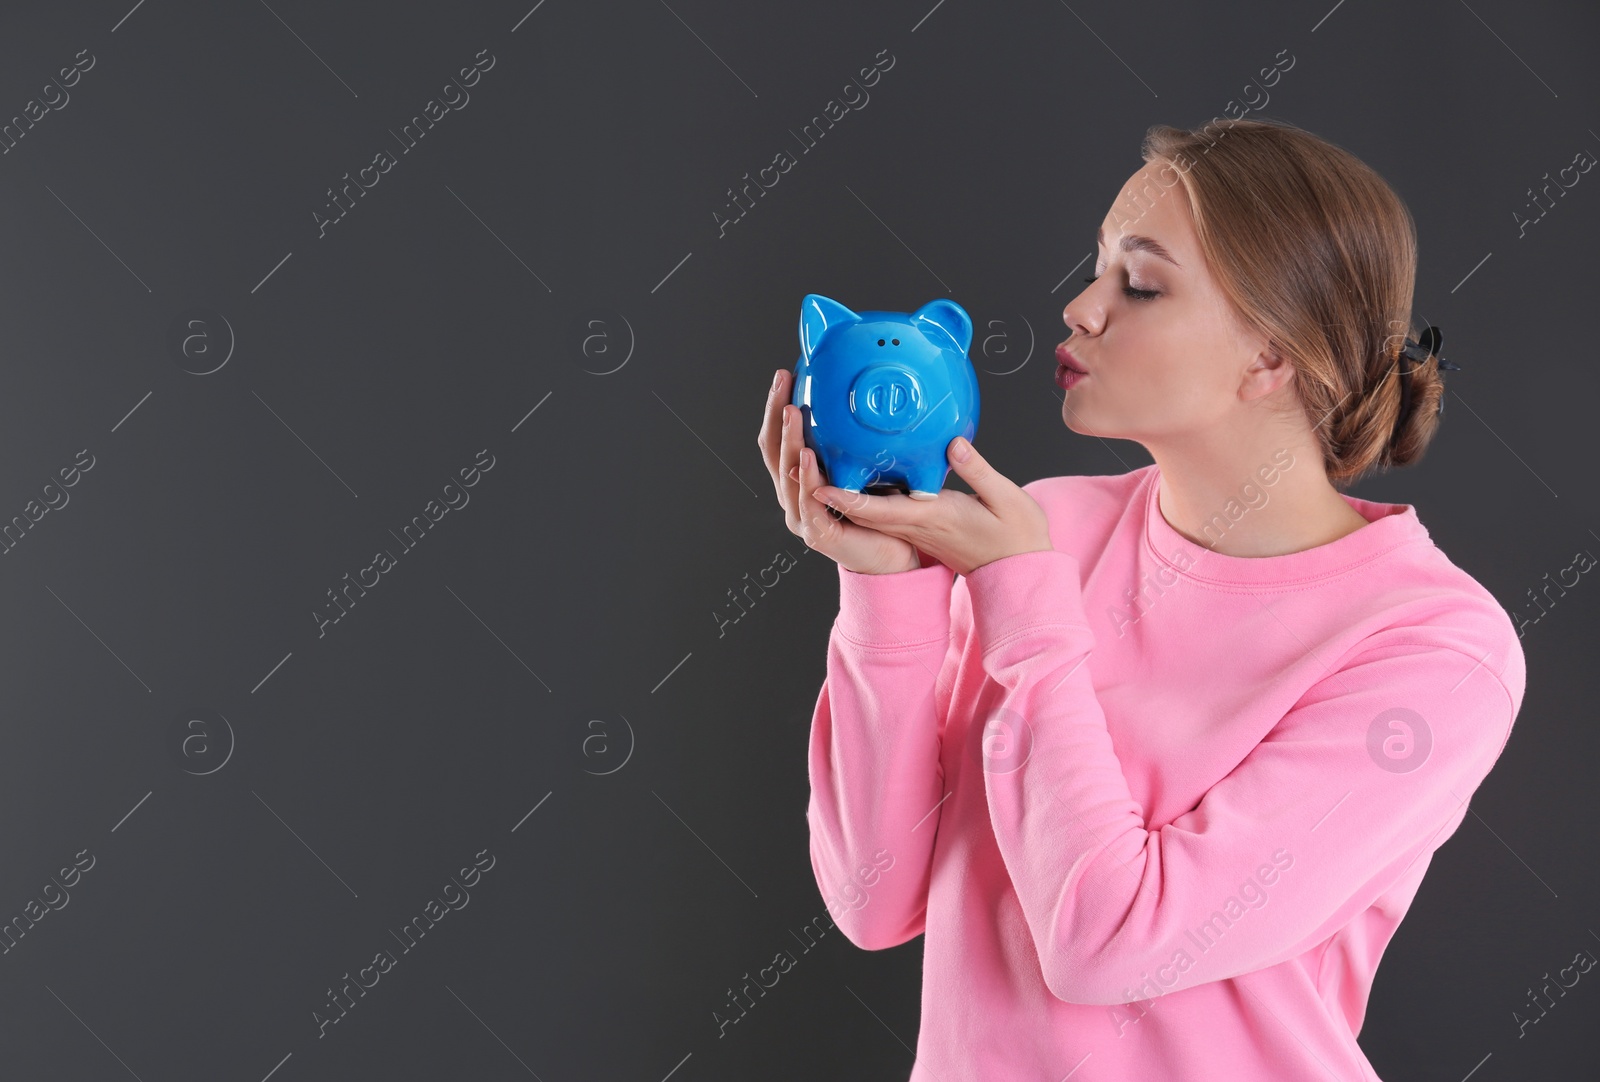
[830,904,925,952]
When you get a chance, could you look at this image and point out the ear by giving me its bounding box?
[1241,345,1293,403]
[910,298,973,355]
[799,294,861,360]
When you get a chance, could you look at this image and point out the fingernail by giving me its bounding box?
[772,370,784,391]
[788,465,800,481]
[950,437,971,462]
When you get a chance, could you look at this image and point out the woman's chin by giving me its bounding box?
[1060,401,1095,435]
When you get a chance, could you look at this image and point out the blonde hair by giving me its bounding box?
[1140,117,1444,489]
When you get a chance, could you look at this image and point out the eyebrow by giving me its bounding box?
[1097,225,1182,269]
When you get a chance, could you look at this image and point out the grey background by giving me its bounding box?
[0,0,1595,1078]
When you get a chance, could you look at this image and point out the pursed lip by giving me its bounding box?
[1055,344,1087,373]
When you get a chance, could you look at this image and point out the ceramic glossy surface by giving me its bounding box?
[791,294,979,499]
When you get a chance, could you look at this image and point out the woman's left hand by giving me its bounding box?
[807,436,1055,576]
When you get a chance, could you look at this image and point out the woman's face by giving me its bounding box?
[1057,161,1287,443]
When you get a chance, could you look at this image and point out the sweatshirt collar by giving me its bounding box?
[1139,463,1429,588]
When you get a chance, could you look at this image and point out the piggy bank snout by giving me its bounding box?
[848,364,926,433]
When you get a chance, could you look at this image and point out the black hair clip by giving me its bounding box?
[1394,325,1460,438]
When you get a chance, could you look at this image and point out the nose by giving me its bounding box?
[849,364,926,433]
[1061,292,1096,339]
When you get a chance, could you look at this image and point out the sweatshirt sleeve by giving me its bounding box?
[964,547,1523,1007]
[806,559,958,951]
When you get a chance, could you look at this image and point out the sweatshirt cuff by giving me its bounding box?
[834,560,955,649]
[965,548,1092,660]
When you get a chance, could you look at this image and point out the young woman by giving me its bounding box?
[755,117,1525,1080]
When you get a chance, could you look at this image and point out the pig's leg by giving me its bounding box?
[905,459,948,500]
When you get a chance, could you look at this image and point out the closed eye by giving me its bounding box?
[1082,275,1159,301]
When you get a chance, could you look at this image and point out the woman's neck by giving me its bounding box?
[1150,447,1370,559]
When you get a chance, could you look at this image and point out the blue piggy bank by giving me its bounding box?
[791,294,979,500]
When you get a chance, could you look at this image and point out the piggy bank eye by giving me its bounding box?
[892,339,900,346]
[877,338,885,346]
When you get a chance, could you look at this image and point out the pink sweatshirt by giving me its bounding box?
[806,461,1525,1081]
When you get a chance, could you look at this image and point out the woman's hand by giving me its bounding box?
[758,368,924,575]
[810,435,1055,577]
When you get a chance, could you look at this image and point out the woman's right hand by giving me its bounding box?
[757,368,927,576]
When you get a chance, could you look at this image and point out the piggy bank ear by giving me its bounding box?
[799,294,861,360]
[910,299,973,355]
